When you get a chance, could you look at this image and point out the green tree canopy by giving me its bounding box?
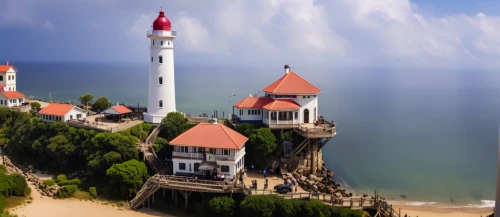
[79,94,94,106]
[105,159,149,198]
[91,96,111,112]
[248,128,276,168]
[30,102,41,110]
[208,196,235,217]
[160,112,190,141]
[239,195,276,217]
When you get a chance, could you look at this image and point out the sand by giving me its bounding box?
[9,183,174,217]
[392,204,493,217]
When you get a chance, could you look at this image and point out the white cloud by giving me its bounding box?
[120,0,500,68]
[42,20,55,31]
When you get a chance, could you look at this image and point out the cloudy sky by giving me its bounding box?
[1,0,500,68]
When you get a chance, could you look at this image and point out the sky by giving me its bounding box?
[1,0,500,68]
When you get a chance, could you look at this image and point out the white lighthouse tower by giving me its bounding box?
[144,9,177,124]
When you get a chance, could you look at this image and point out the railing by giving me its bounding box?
[173,152,204,159]
[147,30,177,37]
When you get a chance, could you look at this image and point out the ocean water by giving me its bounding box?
[15,62,499,207]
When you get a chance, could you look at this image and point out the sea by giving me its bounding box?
[15,62,499,208]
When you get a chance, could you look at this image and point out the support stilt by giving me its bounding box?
[175,190,178,206]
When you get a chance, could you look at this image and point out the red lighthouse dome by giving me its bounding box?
[153,9,171,31]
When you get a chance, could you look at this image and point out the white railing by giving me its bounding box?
[172,152,203,159]
[147,30,177,37]
[268,120,296,125]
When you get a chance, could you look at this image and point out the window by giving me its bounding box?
[209,148,216,154]
[247,110,250,115]
[151,57,153,62]
[193,147,203,153]
[251,110,254,115]
[258,110,261,115]
[153,40,154,45]
[76,114,82,119]
[159,77,163,85]
[159,55,163,63]
[308,96,310,98]
[179,163,186,170]
[12,75,14,80]
[223,149,229,156]
[194,163,200,172]
[0,76,3,81]
[180,146,188,153]
[168,41,170,45]
[303,96,306,99]
[70,115,73,120]
[295,111,298,120]
[0,100,2,105]
[159,100,163,108]
[161,41,163,46]
[221,165,229,173]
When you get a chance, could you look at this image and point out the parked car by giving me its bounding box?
[274,184,292,194]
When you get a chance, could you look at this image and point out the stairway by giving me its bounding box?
[142,125,165,173]
[129,176,161,209]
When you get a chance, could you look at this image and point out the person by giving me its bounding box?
[263,169,267,178]
[251,164,254,171]
[330,195,334,204]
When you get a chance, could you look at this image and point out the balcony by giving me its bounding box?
[147,30,177,37]
[172,152,203,159]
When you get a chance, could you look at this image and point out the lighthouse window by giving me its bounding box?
[159,77,163,85]
[159,100,163,108]
[159,55,163,63]
[161,41,163,46]
[151,57,153,62]
[153,40,154,45]
[168,41,170,45]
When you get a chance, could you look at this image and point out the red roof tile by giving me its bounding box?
[262,99,301,110]
[39,103,75,116]
[111,105,132,114]
[169,123,248,149]
[0,65,18,73]
[263,72,321,94]
[233,97,273,108]
[1,91,25,99]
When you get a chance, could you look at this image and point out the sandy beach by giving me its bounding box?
[9,183,174,217]
[392,204,493,217]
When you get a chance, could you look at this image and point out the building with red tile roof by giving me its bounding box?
[39,103,87,123]
[232,65,320,126]
[169,120,247,179]
[104,105,133,115]
[0,62,26,108]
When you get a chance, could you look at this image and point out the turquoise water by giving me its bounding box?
[16,62,498,206]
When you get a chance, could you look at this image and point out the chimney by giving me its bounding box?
[6,61,9,66]
[116,101,119,106]
[284,64,291,74]
[212,118,218,124]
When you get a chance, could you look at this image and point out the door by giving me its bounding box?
[304,109,309,123]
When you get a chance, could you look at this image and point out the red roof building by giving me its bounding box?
[39,103,87,123]
[170,121,247,178]
[232,65,320,126]
[104,105,132,115]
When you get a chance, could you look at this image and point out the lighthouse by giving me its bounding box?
[144,9,177,124]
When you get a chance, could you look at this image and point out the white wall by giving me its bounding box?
[237,108,264,122]
[144,32,176,124]
[0,96,24,108]
[173,158,202,175]
[63,107,87,122]
[293,95,318,123]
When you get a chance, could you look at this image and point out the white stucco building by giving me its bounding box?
[233,65,321,127]
[39,103,87,123]
[143,9,177,124]
[0,62,26,108]
[169,120,248,180]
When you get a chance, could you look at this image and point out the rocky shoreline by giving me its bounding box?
[1,154,60,197]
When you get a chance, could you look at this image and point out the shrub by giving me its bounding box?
[88,187,97,198]
[301,200,331,217]
[56,174,67,183]
[58,178,81,186]
[274,198,295,217]
[23,186,32,197]
[208,196,235,217]
[8,174,28,196]
[239,195,276,217]
[329,207,364,217]
[43,179,56,187]
[0,165,5,174]
[0,195,5,213]
[56,185,78,198]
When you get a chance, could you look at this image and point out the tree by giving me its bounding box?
[239,195,276,217]
[248,128,276,168]
[30,102,41,110]
[105,159,148,198]
[79,94,94,106]
[160,112,189,141]
[91,96,111,112]
[208,196,235,217]
[274,198,296,217]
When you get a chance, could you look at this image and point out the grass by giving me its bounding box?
[72,190,93,200]
[4,196,29,209]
